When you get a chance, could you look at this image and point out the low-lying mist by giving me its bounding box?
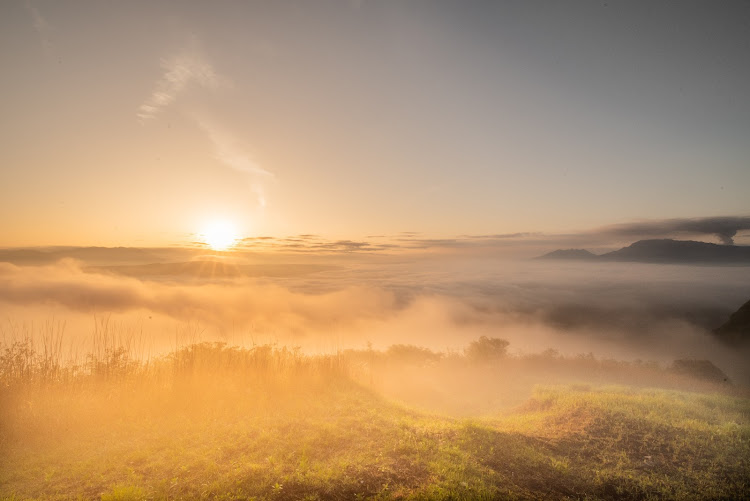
[1,255,749,383]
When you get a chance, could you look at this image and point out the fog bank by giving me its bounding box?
[1,257,749,382]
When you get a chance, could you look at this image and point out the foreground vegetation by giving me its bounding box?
[1,334,748,500]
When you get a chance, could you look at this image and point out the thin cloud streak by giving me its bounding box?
[24,0,52,54]
[194,115,274,208]
[230,216,750,256]
[137,48,222,122]
[194,117,274,178]
[137,42,273,207]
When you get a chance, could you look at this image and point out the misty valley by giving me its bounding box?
[1,242,749,500]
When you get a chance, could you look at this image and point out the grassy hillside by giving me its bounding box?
[1,339,748,500]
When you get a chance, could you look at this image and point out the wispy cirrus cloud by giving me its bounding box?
[137,48,222,122]
[24,0,52,55]
[194,115,274,208]
[138,41,272,207]
[194,117,273,178]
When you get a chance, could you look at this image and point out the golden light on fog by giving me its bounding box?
[200,220,239,250]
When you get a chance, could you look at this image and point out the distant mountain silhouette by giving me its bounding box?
[536,249,597,260]
[538,239,750,264]
[713,299,750,346]
[0,246,195,265]
[600,239,750,263]
[0,249,52,265]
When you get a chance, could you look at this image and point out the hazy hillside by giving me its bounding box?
[714,299,750,346]
[1,337,748,500]
[602,239,750,263]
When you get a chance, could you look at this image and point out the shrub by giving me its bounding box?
[465,336,509,364]
[385,344,442,366]
[671,359,730,384]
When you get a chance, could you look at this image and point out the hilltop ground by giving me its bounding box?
[1,338,748,500]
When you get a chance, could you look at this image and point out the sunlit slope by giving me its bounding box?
[1,344,748,500]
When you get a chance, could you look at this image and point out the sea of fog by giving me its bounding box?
[1,257,749,383]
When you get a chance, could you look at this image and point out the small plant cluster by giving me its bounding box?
[0,329,348,392]
[345,337,734,392]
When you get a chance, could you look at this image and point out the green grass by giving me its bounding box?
[1,340,748,500]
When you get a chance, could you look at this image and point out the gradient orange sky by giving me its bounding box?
[1,1,749,247]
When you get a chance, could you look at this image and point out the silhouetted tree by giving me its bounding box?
[465,336,509,364]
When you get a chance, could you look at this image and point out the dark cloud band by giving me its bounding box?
[597,216,750,245]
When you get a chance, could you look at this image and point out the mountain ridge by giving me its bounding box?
[538,239,750,264]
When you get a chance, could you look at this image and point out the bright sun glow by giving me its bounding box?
[200,220,239,251]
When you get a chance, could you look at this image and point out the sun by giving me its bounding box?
[200,220,239,251]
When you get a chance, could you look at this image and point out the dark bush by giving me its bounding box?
[465,336,509,364]
[385,344,442,366]
[671,359,730,384]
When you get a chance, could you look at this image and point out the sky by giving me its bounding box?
[1,0,749,247]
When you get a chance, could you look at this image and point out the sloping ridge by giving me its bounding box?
[536,249,597,260]
[538,239,750,264]
[600,239,750,263]
[713,299,750,346]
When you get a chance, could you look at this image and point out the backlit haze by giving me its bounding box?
[2,1,750,381]
[2,1,749,246]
